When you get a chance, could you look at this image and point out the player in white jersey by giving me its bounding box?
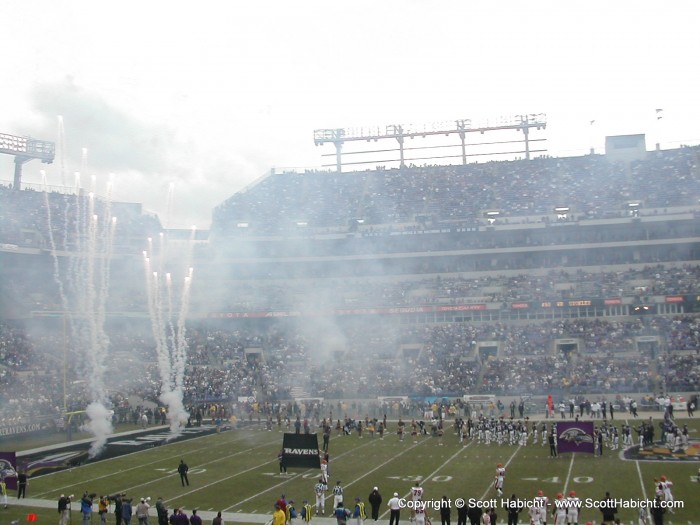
[484,421,493,445]
[458,420,467,445]
[529,502,542,525]
[622,425,632,448]
[540,423,548,447]
[414,505,427,525]
[659,475,674,503]
[565,491,580,525]
[519,422,529,446]
[314,478,327,515]
[320,458,329,487]
[638,504,649,525]
[552,494,567,525]
[494,463,506,497]
[477,421,485,444]
[508,423,520,445]
[534,491,549,525]
[610,427,619,451]
[411,482,424,502]
[410,482,424,521]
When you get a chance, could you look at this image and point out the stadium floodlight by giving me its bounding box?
[295,221,308,227]
[236,222,249,228]
[1,131,56,190]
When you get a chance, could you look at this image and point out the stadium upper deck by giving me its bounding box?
[212,147,700,236]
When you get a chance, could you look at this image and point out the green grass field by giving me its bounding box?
[1,414,698,525]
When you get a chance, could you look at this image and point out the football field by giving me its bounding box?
[3,414,699,525]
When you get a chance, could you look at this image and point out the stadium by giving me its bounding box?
[1,115,700,525]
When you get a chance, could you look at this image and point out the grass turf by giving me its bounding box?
[1,414,698,525]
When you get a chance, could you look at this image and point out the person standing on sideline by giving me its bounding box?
[0,478,8,509]
[599,492,617,525]
[156,497,169,525]
[58,494,72,525]
[456,497,468,525]
[81,493,94,525]
[178,460,190,486]
[213,510,225,525]
[278,450,288,476]
[506,494,522,525]
[16,470,27,499]
[111,493,124,525]
[314,479,327,516]
[368,487,382,521]
[332,481,345,513]
[98,495,109,525]
[300,500,313,523]
[122,498,134,525]
[334,503,351,525]
[410,481,424,521]
[136,497,152,525]
[190,509,203,525]
[439,496,451,525]
[353,497,366,525]
[649,496,665,525]
[387,492,401,525]
[548,431,557,458]
[467,500,483,525]
[565,492,580,525]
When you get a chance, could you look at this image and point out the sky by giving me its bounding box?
[1,1,699,229]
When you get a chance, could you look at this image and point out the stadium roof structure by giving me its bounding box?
[314,113,547,172]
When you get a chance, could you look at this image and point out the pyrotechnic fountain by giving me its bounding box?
[143,225,196,437]
[42,144,118,456]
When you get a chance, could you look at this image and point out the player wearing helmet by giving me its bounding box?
[494,464,506,497]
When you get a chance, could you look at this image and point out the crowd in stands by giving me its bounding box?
[1,315,699,428]
[0,184,161,250]
[213,147,700,234]
[186,263,700,316]
[2,147,700,434]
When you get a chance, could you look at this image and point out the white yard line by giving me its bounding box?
[379,441,476,519]
[479,445,522,501]
[223,437,378,511]
[34,429,279,497]
[562,453,575,495]
[624,418,647,500]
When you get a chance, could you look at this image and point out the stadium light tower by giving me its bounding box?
[314,113,546,172]
[0,131,56,190]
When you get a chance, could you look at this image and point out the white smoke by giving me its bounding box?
[144,230,195,438]
[43,140,117,457]
[85,402,114,457]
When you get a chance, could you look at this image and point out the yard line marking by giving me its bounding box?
[36,429,281,498]
[379,441,475,519]
[635,461,647,500]
[343,435,433,502]
[222,437,379,511]
[625,418,647,500]
[562,453,575,495]
[479,445,522,501]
